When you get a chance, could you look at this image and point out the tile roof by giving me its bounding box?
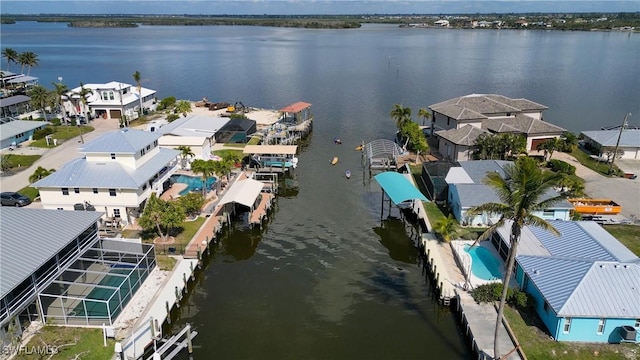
[0,207,102,297]
[435,124,489,146]
[33,148,179,189]
[430,94,523,117]
[482,114,566,134]
[80,129,161,154]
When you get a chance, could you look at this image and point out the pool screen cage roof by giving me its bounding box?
[39,239,156,327]
[363,139,403,172]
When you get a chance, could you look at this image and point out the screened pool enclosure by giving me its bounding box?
[39,239,156,326]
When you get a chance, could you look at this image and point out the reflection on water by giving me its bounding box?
[373,217,419,264]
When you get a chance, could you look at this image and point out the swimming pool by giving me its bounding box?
[171,174,217,195]
[464,244,502,281]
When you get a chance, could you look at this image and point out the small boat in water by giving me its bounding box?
[345,170,351,179]
[331,157,339,165]
[333,138,342,145]
[355,144,363,151]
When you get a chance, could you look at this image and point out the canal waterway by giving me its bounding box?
[2,22,639,359]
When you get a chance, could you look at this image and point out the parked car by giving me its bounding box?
[0,192,32,207]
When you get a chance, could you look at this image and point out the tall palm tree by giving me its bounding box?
[18,51,39,75]
[417,107,431,126]
[390,103,411,129]
[27,85,50,119]
[177,145,195,169]
[467,156,564,360]
[51,82,69,114]
[1,48,19,71]
[191,159,216,197]
[78,82,92,120]
[132,70,144,115]
[29,166,55,183]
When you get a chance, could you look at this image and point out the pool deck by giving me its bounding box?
[160,183,188,201]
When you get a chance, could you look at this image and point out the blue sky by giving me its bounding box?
[2,1,638,15]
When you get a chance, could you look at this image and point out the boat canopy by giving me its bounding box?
[243,145,298,155]
[218,178,264,208]
[374,172,428,205]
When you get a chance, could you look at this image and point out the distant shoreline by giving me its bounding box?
[1,13,639,32]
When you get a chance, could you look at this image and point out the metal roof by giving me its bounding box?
[80,129,161,154]
[444,167,474,184]
[0,207,103,297]
[0,119,49,141]
[457,160,511,183]
[0,95,30,108]
[218,178,264,208]
[158,115,230,138]
[364,139,403,160]
[373,172,428,205]
[33,148,179,189]
[243,145,298,155]
[452,183,502,208]
[519,256,640,318]
[581,129,640,148]
[6,75,38,84]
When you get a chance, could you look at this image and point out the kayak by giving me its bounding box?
[345,170,351,179]
[355,145,363,151]
[331,157,339,165]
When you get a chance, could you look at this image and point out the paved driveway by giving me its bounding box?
[554,152,640,220]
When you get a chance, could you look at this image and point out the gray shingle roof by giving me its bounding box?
[33,148,179,189]
[435,125,489,146]
[80,129,161,154]
[0,207,103,297]
[453,183,502,207]
[483,114,566,134]
[430,94,523,117]
[581,129,640,148]
[457,160,511,183]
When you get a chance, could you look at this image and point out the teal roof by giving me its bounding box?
[373,172,428,205]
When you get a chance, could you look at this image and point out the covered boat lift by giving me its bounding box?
[243,145,299,172]
[363,139,404,176]
[218,178,272,227]
[373,171,428,221]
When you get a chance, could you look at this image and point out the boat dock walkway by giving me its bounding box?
[120,258,199,360]
[250,192,274,226]
[420,233,462,303]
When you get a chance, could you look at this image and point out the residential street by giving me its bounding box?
[0,117,120,194]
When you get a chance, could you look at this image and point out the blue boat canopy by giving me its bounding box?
[373,172,428,205]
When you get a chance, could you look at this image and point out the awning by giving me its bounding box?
[243,145,298,155]
[373,172,428,205]
[6,75,38,84]
[218,178,264,208]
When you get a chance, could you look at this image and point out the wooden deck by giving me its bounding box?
[250,193,273,225]
[183,208,225,259]
[161,183,188,201]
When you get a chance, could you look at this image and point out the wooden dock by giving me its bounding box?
[420,233,461,304]
[249,192,274,227]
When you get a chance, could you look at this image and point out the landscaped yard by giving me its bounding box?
[14,326,114,360]
[570,148,621,177]
[0,154,41,174]
[30,125,95,148]
[604,224,640,256]
[123,217,206,254]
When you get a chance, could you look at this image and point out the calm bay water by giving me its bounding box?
[3,22,639,359]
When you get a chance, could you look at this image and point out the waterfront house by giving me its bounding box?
[33,129,179,225]
[435,124,489,161]
[0,207,156,346]
[429,94,565,151]
[446,160,573,226]
[214,117,257,144]
[491,220,640,343]
[581,129,640,160]
[0,117,49,149]
[156,114,231,163]
[0,95,33,119]
[63,81,156,122]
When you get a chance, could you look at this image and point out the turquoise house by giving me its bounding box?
[492,220,640,343]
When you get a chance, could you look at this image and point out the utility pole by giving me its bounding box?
[609,112,631,174]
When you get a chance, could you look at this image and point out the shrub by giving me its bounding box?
[167,114,180,122]
[157,96,176,111]
[547,159,576,175]
[470,283,532,309]
[50,118,61,126]
[32,127,55,140]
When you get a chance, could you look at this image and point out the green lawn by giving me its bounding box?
[30,125,95,148]
[604,225,640,256]
[14,326,114,360]
[17,186,39,200]
[1,154,41,172]
[570,148,621,177]
[129,217,206,255]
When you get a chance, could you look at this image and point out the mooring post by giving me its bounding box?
[187,323,193,354]
[165,301,171,324]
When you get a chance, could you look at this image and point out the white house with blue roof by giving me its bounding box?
[492,220,640,343]
[33,128,179,225]
[446,160,573,226]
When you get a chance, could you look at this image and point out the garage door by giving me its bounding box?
[530,138,551,151]
[110,109,122,119]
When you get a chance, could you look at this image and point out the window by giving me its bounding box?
[74,188,80,194]
[113,209,121,218]
[109,91,114,100]
[154,140,158,146]
[447,118,450,126]
[597,318,605,334]
[102,91,108,100]
[146,145,151,151]
[142,184,147,190]
[563,318,571,333]
[62,188,69,195]
[109,189,117,197]
[93,188,98,194]
[635,319,640,328]
[542,210,554,217]
[111,153,116,160]
[57,207,63,210]
[141,149,145,156]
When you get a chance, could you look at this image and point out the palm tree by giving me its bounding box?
[536,137,562,162]
[132,70,144,115]
[1,48,19,71]
[27,85,51,119]
[177,145,195,169]
[417,107,432,126]
[78,82,92,120]
[51,82,69,114]
[191,159,216,197]
[390,103,411,129]
[175,100,192,117]
[29,166,55,183]
[467,156,564,360]
[433,214,459,242]
[18,51,39,75]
